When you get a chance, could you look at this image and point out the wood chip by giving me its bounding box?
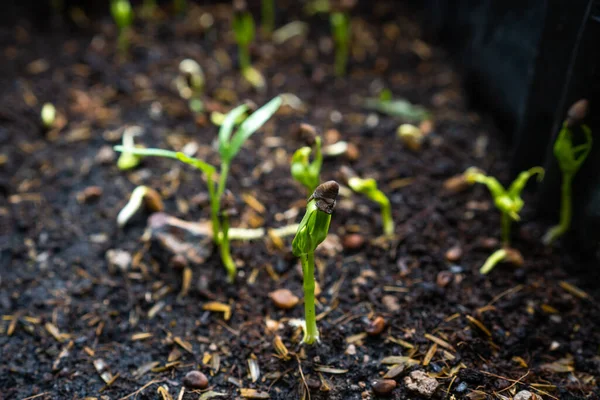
[240,388,270,399]
[466,315,491,337]
[248,356,260,383]
[242,193,266,214]
[388,336,414,349]
[380,356,420,366]
[93,359,113,383]
[179,267,192,298]
[424,333,455,352]
[148,301,166,319]
[45,322,69,342]
[273,335,290,360]
[203,302,232,320]
[131,332,153,341]
[559,281,589,300]
[346,332,368,344]
[199,391,227,400]
[422,343,437,366]
[384,364,405,379]
[174,337,194,354]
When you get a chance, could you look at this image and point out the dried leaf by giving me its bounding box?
[422,343,437,366]
[174,337,194,354]
[424,333,455,351]
[203,302,232,320]
[240,388,270,399]
[466,315,491,337]
[248,356,260,383]
[199,391,228,400]
[131,332,153,341]
[313,366,348,374]
[380,356,420,366]
[559,281,589,300]
[346,332,368,344]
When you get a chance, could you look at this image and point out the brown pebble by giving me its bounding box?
[436,271,453,288]
[343,233,365,250]
[183,370,208,389]
[366,316,386,335]
[346,142,360,161]
[325,128,341,144]
[381,295,400,312]
[306,377,321,391]
[76,186,103,203]
[445,246,463,262]
[372,379,397,396]
[442,174,469,194]
[269,289,299,309]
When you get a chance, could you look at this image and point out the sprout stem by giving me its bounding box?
[501,212,511,247]
[262,0,275,34]
[381,198,393,237]
[239,46,251,73]
[301,252,319,344]
[220,216,236,282]
[480,248,507,275]
[543,173,573,244]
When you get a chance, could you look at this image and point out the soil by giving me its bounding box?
[1,2,600,400]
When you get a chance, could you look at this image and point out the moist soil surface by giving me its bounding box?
[1,2,600,400]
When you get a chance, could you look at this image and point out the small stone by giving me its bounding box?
[436,271,453,288]
[372,379,396,396]
[76,186,103,203]
[381,295,400,312]
[346,344,357,355]
[445,246,463,262]
[269,289,299,309]
[343,233,365,250]
[183,370,208,389]
[346,142,360,161]
[404,370,439,398]
[365,316,386,335]
[306,376,321,391]
[95,145,116,164]
[106,249,131,273]
[514,390,535,400]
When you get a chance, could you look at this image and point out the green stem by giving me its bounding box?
[239,45,251,72]
[220,216,236,282]
[334,43,348,77]
[380,199,394,236]
[301,252,319,345]
[559,173,573,233]
[261,0,275,34]
[207,174,220,244]
[480,249,507,275]
[501,212,511,247]
[117,28,129,57]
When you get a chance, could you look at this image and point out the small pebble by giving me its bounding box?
[514,390,536,400]
[183,370,208,389]
[269,289,299,309]
[106,249,131,273]
[455,381,468,393]
[95,145,116,164]
[436,271,453,288]
[343,233,365,250]
[381,295,400,312]
[445,246,463,262]
[372,379,396,396]
[346,142,360,161]
[365,316,386,335]
[306,377,321,391]
[76,186,103,203]
[404,370,439,398]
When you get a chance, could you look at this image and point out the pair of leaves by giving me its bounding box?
[292,200,332,257]
[218,96,282,163]
[291,137,322,193]
[465,167,544,221]
[347,175,394,236]
[554,123,593,175]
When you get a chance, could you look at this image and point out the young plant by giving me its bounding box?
[110,0,134,56]
[342,167,394,236]
[233,5,255,73]
[117,126,144,170]
[261,0,275,34]
[466,167,544,247]
[114,96,283,281]
[543,99,593,245]
[291,125,322,194]
[292,181,339,345]
[465,167,544,274]
[330,12,350,76]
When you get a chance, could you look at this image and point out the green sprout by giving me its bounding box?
[466,167,544,247]
[330,12,350,76]
[291,125,322,193]
[114,96,282,281]
[543,99,592,245]
[41,103,56,129]
[261,0,275,34]
[110,0,134,56]
[342,167,394,236]
[117,127,144,170]
[292,181,339,345]
[233,7,255,73]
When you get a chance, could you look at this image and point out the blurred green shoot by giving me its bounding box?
[466,166,544,247]
[41,103,56,129]
[114,96,282,281]
[110,0,134,55]
[292,181,339,345]
[233,7,255,72]
[261,0,275,34]
[342,167,394,236]
[330,12,350,76]
[543,99,593,245]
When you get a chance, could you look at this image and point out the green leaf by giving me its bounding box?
[507,167,544,199]
[227,96,282,161]
[113,146,215,175]
[363,97,430,122]
[292,200,332,256]
[218,104,250,159]
[233,12,255,46]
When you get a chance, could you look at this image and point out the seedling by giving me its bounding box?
[342,167,394,236]
[41,103,56,129]
[117,126,144,171]
[330,12,350,76]
[262,0,275,34]
[291,125,322,194]
[117,185,164,227]
[292,181,339,344]
[465,167,544,274]
[543,99,593,245]
[114,96,282,280]
[466,167,544,247]
[232,5,255,73]
[110,0,134,56]
[363,94,430,122]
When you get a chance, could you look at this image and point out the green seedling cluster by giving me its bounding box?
[115,96,282,281]
[330,12,350,76]
[465,166,544,274]
[292,181,339,345]
[543,99,593,245]
[342,167,394,237]
[110,0,134,55]
[291,126,322,194]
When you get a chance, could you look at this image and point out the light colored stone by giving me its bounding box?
[404,370,439,398]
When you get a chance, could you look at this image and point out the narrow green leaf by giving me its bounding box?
[113,146,215,175]
[218,103,250,159]
[227,96,282,160]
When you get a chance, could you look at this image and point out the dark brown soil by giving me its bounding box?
[1,2,599,400]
